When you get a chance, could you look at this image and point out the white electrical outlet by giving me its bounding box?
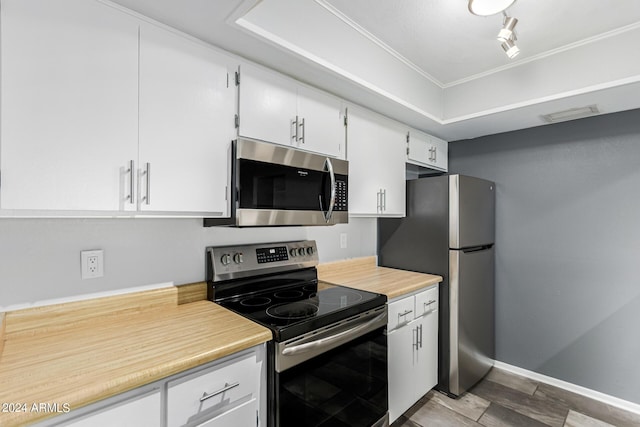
[81,250,104,279]
[340,233,348,249]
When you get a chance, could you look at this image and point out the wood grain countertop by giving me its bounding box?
[0,283,271,426]
[318,257,442,300]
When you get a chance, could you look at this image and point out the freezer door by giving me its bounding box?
[449,175,495,249]
[449,246,495,396]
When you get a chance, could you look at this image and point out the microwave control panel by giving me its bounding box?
[334,179,348,211]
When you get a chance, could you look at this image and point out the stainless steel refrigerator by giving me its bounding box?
[378,174,495,397]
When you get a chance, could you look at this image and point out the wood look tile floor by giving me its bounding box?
[391,368,640,427]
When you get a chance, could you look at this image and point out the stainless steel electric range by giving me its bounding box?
[207,240,389,427]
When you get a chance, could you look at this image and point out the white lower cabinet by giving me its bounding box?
[167,349,261,427]
[387,285,439,423]
[61,390,161,427]
[42,345,265,427]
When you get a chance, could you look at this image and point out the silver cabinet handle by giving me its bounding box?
[199,382,240,402]
[383,189,387,212]
[323,158,336,222]
[418,324,423,348]
[429,146,436,162]
[142,162,151,205]
[299,117,305,143]
[398,309,413,322]
[127,160,135,204]
[291,116,299,141]
[413,327,419,351]
[424,299,437,312]
[433,147,437,162]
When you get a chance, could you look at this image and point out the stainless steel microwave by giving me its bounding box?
[204,139,348,227]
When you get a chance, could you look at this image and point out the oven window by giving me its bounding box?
[238,159,331,211]
[273,329,387,427]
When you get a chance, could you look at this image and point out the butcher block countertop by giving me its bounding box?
[318,257,442,300]
[0,283,271,426]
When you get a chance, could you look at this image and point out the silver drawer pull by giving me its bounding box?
[424,300,437,311]
[398,309,413,319]
[199,382,239,402]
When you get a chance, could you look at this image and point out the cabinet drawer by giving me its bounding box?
[415,286,439,318]
[388,296,415,331]
[167,352,259,427]
[196,398,256,427]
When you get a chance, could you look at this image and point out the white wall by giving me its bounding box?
[0,217,376,310]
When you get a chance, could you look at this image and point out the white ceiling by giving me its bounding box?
[323,0,640,86]
[107,0,640,140]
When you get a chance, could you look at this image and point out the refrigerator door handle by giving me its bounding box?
[461,244,494,253]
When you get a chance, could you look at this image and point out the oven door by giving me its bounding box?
[235,138,348,226]
[269,308,388,427]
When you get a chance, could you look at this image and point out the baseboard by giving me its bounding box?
[494,361,640,415]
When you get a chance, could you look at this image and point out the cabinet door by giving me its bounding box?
[62,390,161,427]
[407,130,431,166]
[387,320,419,423]
[238,63,297,146]
[296,86,345,158]
[347,107,406,217]
[0,0,139,211]
[414,311,438,401]
[407,129,448,172]
[139,24,233,215]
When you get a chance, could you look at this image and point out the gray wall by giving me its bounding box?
[0,218,376,310]
[449,108,640,404]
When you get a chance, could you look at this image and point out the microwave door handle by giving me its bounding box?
[323,158,336,222]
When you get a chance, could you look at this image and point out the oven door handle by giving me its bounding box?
[282,313,385,356]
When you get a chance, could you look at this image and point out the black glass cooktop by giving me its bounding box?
[215,278,386,341]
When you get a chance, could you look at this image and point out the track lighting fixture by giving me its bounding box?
[468,0,516,16]
[468,2,521,59]
[497,15,518,43]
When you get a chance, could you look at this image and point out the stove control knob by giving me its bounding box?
[306,247,314,255]
[233,252,244,264]
[220,253,232,266]
[297,248,306,256]
[289,248,297,257]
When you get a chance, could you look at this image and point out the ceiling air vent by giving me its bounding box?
[541,105,600,123]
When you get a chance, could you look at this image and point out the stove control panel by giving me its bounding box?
[207,240,319,282]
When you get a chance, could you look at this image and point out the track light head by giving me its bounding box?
[501,37,520,59]
[497,16,518,42]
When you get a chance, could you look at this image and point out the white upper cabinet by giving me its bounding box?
[347,106,406,217]
[139,24,234,215]
[237,63,297,148]
[295,85,344,158]
[238,63,344,158]
[0,0,139,211]
[0,1,236,216]
[407,129,448,172]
